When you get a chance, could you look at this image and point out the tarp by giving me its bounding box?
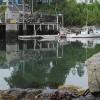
[10,19,16,24]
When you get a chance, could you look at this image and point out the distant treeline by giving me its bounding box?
[33,0,100,26]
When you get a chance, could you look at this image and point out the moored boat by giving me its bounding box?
[18,35,58,40]
[18,35,43,40]
[59,26,100,38]
[67,26,100,38]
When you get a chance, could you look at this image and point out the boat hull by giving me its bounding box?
[67,33,100,38]
[18,35,58,40]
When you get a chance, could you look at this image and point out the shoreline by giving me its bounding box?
[0,87,99,100]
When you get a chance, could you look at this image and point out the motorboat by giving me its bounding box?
[67,26,100,38]
[59,26,100,38]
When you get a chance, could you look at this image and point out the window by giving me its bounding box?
[18,0,22,4]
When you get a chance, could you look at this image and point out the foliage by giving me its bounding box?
[0,6,6,13]
[5,41,100,88]
[0,6,6,19]
[32,0,100,26]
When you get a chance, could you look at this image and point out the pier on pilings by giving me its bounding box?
[1,12,63,37]
[17,22,59,35]
[17,12,63,35]
[0,22,60,38]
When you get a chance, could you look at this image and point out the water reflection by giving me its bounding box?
[0,68,13,90]
[64,63,88,89]
[0,37,100,90]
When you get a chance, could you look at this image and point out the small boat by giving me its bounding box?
[59,26,100,38]
[67,26,100,38]
[18,35,43,40]
[18,35,58,40]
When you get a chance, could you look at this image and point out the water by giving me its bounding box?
[0,36,100,90]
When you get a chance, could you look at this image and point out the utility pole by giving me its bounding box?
[22,0,26,32]
[32,0,33,14]
[86,5,88,26]
[62,14,64,27]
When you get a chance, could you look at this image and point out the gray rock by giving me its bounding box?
[85,52,100,93]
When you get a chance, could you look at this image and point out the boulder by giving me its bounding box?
[85,52,100,93]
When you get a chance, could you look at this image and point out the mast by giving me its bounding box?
[22,0,25,31]
[86,5,88,26]
[32,0,33,14]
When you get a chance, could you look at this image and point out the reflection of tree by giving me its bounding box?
[5,41,100,89]
[0,40,6,66]
[0,51,6,66]
[76,63,85,77]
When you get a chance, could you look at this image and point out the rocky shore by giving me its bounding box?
[0,87,99,100]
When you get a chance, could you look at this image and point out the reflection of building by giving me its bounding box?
[6,43,19,66]
[18,40,64,58]
[4,40,68,88]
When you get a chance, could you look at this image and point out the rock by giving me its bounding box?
[0,89,42,100]
[8,89,26,99]
[85,52,100,93]
[0,88,99,100]
[25,89,42,100]
[0,94,2,100]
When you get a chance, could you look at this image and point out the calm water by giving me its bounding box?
[0,36,100,90]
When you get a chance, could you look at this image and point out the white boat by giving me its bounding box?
[18,35,58,40]
[66,26,100,38]
[59,26,100,38]
[18,35,42,40]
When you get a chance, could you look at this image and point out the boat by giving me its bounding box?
[59,26,100,38]
[67,26,100,38]
[18,35,58,40]
[18,35,43,40]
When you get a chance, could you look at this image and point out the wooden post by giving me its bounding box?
[57,43,58,58]
[32,0,33,14]
[34,39,36,50]
[62,15,64,27]
[53,24,55,30]
[47,24,49,30]
[22,0,26,32]
[40,24,42,31]
[34,24,35,30]
[57,15,59,30]
[17,24,19,32]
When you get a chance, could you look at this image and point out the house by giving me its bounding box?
[77,0,100,4]
[1,0,22,5]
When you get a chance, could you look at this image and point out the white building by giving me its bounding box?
[77,0,100,4]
